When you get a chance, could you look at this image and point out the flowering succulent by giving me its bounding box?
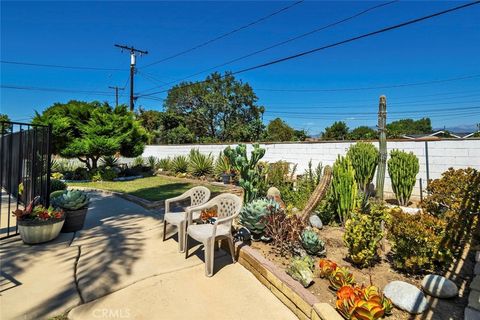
[329,267,355,291]
[13,197,64,221]
[318,259,338,278]
[335,284,393,320]
[351,299,385,320]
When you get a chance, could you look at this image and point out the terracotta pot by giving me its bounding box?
[18,218,65,244]
[61,207,88,233]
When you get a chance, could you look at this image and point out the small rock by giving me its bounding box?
[475,263,480,275]
[465,307,480,320]
[309,215,323,229]
[266,187,281,198]
[469,290,480,311]
[421,274,458,298]
[471,276,480,291]
[383,281,429,314]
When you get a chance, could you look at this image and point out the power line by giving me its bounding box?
[1,84,115,96]
[139,0,399,94]
[138,1,480,98]
[0,60,125,71]
[141,1,305,69]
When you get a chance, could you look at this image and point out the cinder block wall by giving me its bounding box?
[140,139,480,200]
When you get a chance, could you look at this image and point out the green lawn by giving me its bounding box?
[68,175,226,201]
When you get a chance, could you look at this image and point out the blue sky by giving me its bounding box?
[1,1,479,134]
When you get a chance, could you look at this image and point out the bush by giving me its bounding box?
[147,156,158,169]
[157,158,171,171]
[188,149,214,177]
[171,155,189,174]
[387,208,451,273]
[132,156,144,167]
[344,202,386,268]
[51,172,64,180]
[72,167,89,180]
[50,179,67,193]
[387,150,419,206]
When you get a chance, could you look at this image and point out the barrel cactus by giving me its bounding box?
[52,190,89,210]
[387,150,419,206]
[239,198,279,236]
[300,228,326,256]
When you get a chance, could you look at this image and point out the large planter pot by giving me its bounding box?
[61,207,88,233]
[18,218,65,244]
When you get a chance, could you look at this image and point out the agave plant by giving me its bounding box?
[239,198,279,236]
[318,259,338,278]
[52,190,89,211]
[171,155,189,174]
[188,149,214,177]
[329,267,355,291]
[300,228,326,256]
[157,157,171,171]
[147,156,158,169]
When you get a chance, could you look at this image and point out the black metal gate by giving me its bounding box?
[0,121,52,239]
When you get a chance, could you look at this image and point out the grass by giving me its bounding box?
[68,175,226,201]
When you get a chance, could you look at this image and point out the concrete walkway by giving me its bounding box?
[0,191,297,320]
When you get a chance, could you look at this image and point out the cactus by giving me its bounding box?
[332,156,357,227]
[224,143,265,203]
[300,165,332,222]
[239,198,279,236]
[388,150,419,206]
[286,255,314,288]
[376,95,387,200]
[52,189,89,210]
[347,142,379,195]
[300,228,326,256]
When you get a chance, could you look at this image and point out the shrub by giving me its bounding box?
[170,155,189,174]
[343,203,386,268]
[132,156,144,167]
[188,149,214,177]
[387,150,419,206]
[346,142,379,194]
[147,156,158,169]
[331,156,357,226]
[101,155,119,168]
[72,167,89,180]
[50,179,67,193]
[51,172,64,180]
[387,208,451,273]
[157,158,171,171]
[100,168,117,181]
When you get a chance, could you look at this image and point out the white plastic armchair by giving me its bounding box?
[163,186,211,252]
[184,193,243,277]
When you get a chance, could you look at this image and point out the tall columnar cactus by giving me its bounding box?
[347,142,379,195]
[224,143,266,203]
[388,150,419,206]
[331,156,357,227]
[376,95,387,200]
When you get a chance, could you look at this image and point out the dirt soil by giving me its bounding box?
[250,226,476,320]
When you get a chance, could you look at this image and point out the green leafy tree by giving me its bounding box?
[165,71,265,142]
[347,126,378,140]
[294,129,308,141]
[0,113,11,134]
[386,118,432,138]
[33,100,148,170]
[322,121,349,140]
[266,118,295,142]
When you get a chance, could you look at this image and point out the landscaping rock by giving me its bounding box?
[471,276,480,291]
[267,187,281,198]
[421,274,458,298]
[309,215,323,229]
[465,307,480,320]
[468,290,480,311]
[383,281,429,314]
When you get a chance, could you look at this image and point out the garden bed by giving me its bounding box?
[249,225,473,320]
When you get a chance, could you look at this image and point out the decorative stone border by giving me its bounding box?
[233,242,343,320]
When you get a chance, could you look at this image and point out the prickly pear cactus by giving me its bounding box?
[52,189,89,210]
[239,198,279,236]
[387,149,419,206]
[300,228,326,256]
[286,255,314,287]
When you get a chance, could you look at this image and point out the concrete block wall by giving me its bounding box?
[141,139,480,200]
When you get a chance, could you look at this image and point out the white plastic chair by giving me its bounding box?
[163,186,211,252]
[184,193,243,277]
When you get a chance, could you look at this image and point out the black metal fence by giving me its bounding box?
[0,121,52,239]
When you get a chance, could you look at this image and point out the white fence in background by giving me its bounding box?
[140,139,480,200]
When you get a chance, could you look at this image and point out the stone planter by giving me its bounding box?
[18,218,65,244]
[61,207,88,233]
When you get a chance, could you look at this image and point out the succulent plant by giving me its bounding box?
[239,198,279,236]
[286,255,314,288]
[52,189,89,210]
[335,284,393,320]
[300,228,326,256]
[351,300,385,320]
[318,258,338,278]
[329,267,355,291]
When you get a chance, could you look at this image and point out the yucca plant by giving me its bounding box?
[101,155,119,167]
[147,156,158,169]
[157,157,171,171]
[214,152,232,177]
[387,150,419,206]
[171,155,189,174]
[132,156,144,167]
[188,149,214,177]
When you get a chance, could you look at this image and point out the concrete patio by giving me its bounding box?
[0,191,297,320]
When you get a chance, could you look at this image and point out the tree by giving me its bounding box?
[164,72,265,142]
[33,100,148,170]
[266,118,295,141]
[294,129,308,141]
[386,118,432,138]
[0,113,11,134]
[347,126,378,140]
[322,121,349,140]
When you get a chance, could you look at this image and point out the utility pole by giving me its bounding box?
[114,44,148,111]
[108,86,125,107]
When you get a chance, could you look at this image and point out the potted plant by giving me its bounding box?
[12,197,65,244]
[52,190,89,233]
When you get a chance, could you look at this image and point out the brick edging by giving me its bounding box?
[233,242,343,320]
